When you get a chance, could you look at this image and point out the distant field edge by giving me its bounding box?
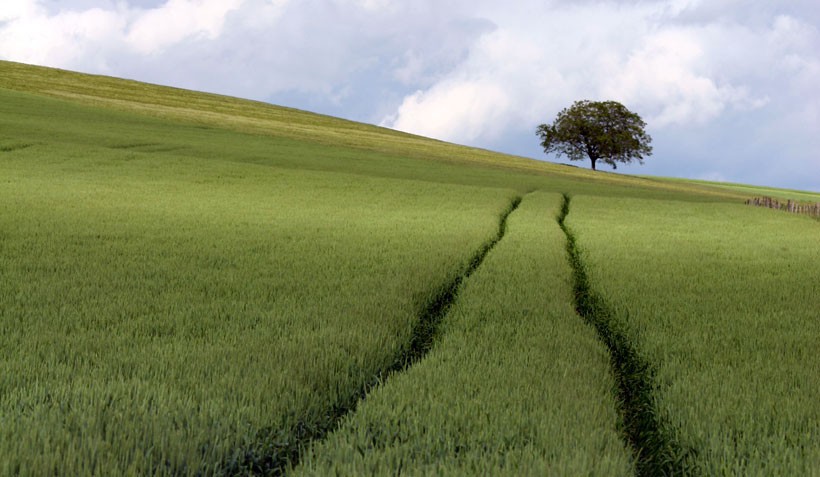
[638,176,820,203]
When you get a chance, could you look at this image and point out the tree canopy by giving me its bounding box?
[536,100,652,171]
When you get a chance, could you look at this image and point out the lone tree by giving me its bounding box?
[536,100,652,171]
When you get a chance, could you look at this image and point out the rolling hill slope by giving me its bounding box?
[1,60,818,476]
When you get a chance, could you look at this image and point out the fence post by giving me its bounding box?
[745,196,820,218]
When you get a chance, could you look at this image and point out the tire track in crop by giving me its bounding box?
[400,194,522,366]
[557,193,695,477]
[0,142,34,153]
[221,195,523,477]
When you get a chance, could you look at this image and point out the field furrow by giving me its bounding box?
[558,194,693,475]
[568,196,820,475]
[225,195,523,476]
[395,195,523,370]
[293,192,634,476]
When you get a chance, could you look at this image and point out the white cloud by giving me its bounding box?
[0,0,261,66]
[0,3,125,68]
[601,27,769,127]
[384,1,781,140]
[0,0,39,22]
[126,0,245,55]
[387,80,510,142]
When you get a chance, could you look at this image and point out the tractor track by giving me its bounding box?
[557,193,695,477]
[219,194,523,476]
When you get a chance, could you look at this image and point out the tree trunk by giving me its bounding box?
[590,157,597,170]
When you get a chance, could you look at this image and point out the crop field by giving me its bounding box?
[296,193,633,476]
[1,60,819,476]
[641,176,820,204]
[568,197,820,475]
[0,73,521,474]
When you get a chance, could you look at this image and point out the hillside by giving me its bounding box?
[1,60,818,476]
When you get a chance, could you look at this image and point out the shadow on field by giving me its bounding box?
[557,193,697,477]
[219,195,524,476]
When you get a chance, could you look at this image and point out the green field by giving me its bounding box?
[295,193,633,476]
[568,197,820,475]
[640,176,820,203]
[1,60,818,476]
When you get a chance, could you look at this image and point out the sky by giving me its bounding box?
[1,0,819,191]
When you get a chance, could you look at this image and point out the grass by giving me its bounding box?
[294,192,633,476]
[0,67,527,474]
[568,196,820,475]
[222,195,524,476]
[0,151,519,474]
[0,60,646,475]
[2,59,819,476]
